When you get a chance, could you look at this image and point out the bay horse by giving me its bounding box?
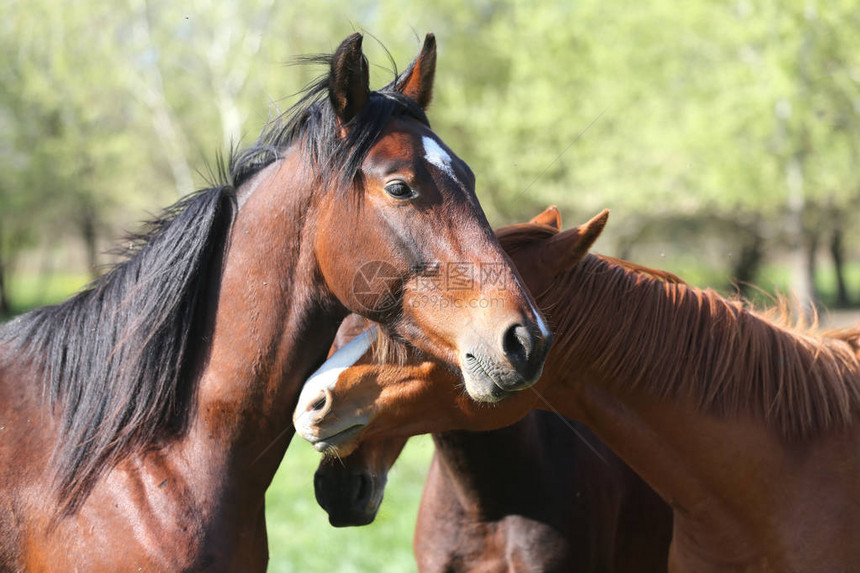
[0,33,551,571]
[295,209,860,572]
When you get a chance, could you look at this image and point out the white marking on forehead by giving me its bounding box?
[422,136,457,180]
[296,327,377,408]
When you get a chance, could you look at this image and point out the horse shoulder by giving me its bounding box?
[0,352,56,569]
[23,446,248,572]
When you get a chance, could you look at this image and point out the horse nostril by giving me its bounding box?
[354,472,372,507]
[502,324,533,366]
[307,388,333,419]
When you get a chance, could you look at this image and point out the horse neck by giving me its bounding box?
[538,252,769,416]
[188,155,346,489]
[536,254,798,561]
[431,415,549,519]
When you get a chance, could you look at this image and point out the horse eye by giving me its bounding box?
[384,181,415,199]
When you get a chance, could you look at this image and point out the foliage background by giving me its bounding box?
[2,0,859,316]
[1,0,859,570]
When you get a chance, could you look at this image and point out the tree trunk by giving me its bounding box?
[0,244,10,317]
[0,215,9,316]
[127,0,195,196]
[730,220,764,298]
[784,154,816,316]
[80,202,99,281]
[830,223,851,307]
[777,26,816,318]
[805,227,820,305]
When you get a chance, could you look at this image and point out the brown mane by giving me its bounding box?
[598,256,685,285]
[378,222,860,440]
[545,251,860,441]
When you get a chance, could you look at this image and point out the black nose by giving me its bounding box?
[314,469,377,527]
[501,323,551,386]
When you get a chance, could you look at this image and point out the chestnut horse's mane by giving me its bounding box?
[444,223,860,440]
[544,246,860,442]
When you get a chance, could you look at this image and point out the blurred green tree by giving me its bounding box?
[0,0,857,314]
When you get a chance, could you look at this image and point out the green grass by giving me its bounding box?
[266,436,433,572]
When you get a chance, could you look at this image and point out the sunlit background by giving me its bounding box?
[1,0,858,570]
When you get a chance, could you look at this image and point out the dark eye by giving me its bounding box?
[384,181,415,199]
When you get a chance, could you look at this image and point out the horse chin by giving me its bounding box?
[315,426,366,456]
[461,364,517,404]
[326,505,380,528]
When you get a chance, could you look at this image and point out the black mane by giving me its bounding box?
[231,53,429,191]
[1,187,235,514]
[0,47,427,514]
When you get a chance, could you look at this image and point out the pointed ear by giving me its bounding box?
[330,33,370,126]
[395,33,436,110]
[529,206,562,230]
[540,210,609,274]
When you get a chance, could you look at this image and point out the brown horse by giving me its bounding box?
[0,34,550,571]
[296,210,860,572]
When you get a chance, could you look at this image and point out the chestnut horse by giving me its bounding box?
[0,34,551,571]
[312,215,672,572]
[296,210,860,572]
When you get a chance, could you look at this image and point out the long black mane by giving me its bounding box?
[1,187,235,513]
[0,46,427,514]
[231,53,428,191]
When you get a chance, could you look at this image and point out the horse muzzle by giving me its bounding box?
[460,321,552,403]
[314,464,384,527]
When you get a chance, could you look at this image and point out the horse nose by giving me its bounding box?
[500,322,551,388]
[304,389,332,419]
[294,388,333,442]
[503,324,533,362]
[314,469,376,527]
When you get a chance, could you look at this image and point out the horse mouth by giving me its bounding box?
[328,508,378,528]
[463,354,515,402]
[311,424,366,453]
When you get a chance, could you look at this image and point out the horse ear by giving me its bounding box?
[395,33,436,110]
[529,206,562,230]
[330,33,370,127]
[540,210,609,273]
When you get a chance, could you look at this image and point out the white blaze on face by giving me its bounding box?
[422,136,457,181]
[294,327,377,422]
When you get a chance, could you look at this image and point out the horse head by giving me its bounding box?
[302,34,552,406]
